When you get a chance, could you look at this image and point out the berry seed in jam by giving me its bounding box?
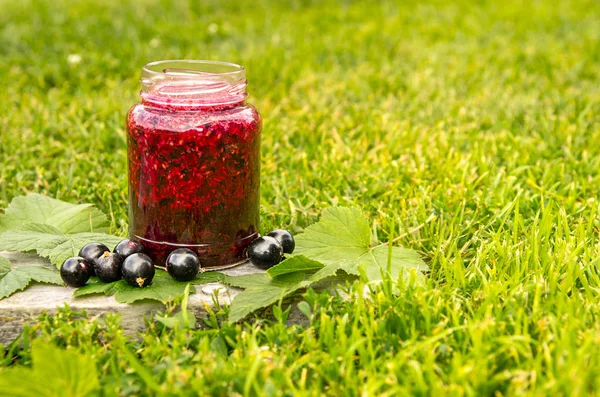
[126,61,261,268]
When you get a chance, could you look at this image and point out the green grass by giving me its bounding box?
[2,0,600,394]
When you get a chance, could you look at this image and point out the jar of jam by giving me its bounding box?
[126,60,261,269]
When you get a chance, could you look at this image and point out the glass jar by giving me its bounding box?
[126,60,261,269]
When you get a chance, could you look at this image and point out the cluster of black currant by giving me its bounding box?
[60,240,201,288]
[247,229,295,269]
[60,229,295,288]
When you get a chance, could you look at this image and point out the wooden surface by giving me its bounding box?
[0,251,263,343]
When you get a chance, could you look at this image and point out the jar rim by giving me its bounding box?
[142,60,246,78]
[140,60,248,108]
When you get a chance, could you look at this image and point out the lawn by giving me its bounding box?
[1,0,600,395]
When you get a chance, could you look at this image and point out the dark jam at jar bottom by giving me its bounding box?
[134,229,259,269]
[127,100,261,269]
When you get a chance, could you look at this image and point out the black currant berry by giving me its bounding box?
[122,253,155,288]
[60,257,91,287]
[248,236,283,269]
[78,242,110,276]
[113,239,145,258]
[267,229,295,254]
[79,242,110,262]
[94,252,124,283]
[166,248,200,281]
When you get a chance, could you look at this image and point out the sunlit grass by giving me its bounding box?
[1,0,600,394]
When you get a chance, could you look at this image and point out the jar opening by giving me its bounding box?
[141,60,248,108]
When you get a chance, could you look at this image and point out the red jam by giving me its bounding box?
[126,61,261,268]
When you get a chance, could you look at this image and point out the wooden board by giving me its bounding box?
[0,251,264,343]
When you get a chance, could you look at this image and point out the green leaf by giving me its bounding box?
[194,271,229,284]
[210,336,228,357]
[207,207,427,321]
[225,272,307,322]
[0,194,122,270]
[0,223,65,254]
[73,271,194,304]
[0,339,99,396]
[270,272,306,287]
[359,245,428,282]
[0,258,63,300]
[115,275,194,304]
[294,206,428,282]
[0,193,109,234]
[0,222,122,268]
[0,256,11,279]
[72,278,121,298]
[0,265,32,299]
[229,287,296,323]
[16,266,63,285]
[302,260,353,285]
[155,284,196,328]
[201,272,305,289]
[300,207,371,250]
[193,265,355,321]
[192,270,309,322]
[266,255,324,277]
[47,231,122,267]
[155,310,196,329]
[219,273,270,289]
[297,301,312,317]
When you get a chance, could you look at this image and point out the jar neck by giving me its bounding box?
[139,60,248,110]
